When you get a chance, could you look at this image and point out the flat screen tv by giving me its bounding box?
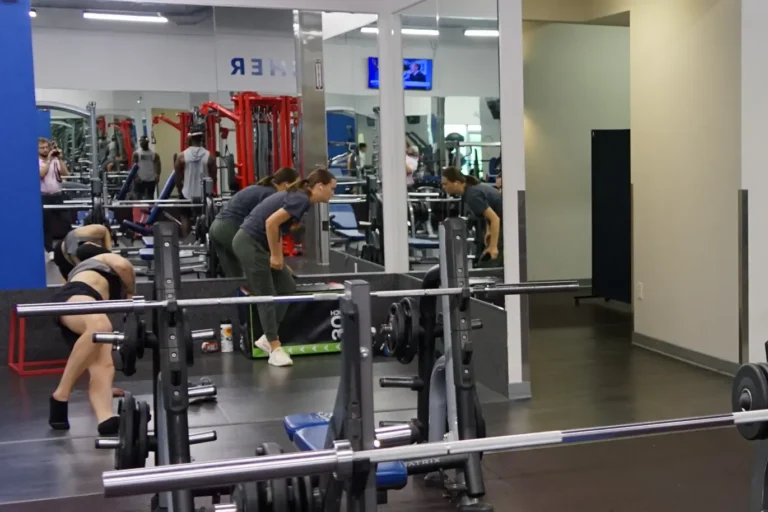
[367,57,433,91]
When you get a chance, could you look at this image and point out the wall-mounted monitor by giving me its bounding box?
[367,57,433,91]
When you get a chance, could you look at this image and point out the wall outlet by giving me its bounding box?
[637,282,644,300]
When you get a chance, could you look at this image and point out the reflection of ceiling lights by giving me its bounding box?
[464,29,499,37]
[29,9,37,18]
[361,27,439,36]
[83,12,168,23]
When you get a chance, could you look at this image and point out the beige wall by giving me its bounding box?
[594,0,741,362]
[523,22,630,280]
[151,108,186,194]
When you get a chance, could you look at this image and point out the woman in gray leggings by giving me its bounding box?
[232,168,337,367]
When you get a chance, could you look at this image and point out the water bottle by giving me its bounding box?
[220,319,234,353]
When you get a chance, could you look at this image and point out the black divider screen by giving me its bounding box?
[591,129,631,304]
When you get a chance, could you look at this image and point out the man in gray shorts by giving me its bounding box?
[174,132,217,236]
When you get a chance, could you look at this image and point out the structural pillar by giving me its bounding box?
[497,0,528,398]
[295,10,330,265]
[377,13,409,273]
[0,0,46,290]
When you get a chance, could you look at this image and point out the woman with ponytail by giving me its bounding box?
[209,167,298,277]
[441,166,504,267]
[232,168,337,367]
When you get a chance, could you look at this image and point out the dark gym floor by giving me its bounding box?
[0,291,748,511]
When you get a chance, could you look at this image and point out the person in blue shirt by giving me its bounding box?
[232,168,337,367]
[209,167,298,277]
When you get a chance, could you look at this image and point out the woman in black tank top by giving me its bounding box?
[48,253,137,436]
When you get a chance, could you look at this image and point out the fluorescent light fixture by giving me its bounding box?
[401,28,439,36]
[29,9,37,18]
[83,12,168,23]
[360,27,439,36]
[464,29,499,37]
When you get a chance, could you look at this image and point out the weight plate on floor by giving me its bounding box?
[115,392,136,470]
[398,298,420,365]
[234,482,261,512]
[289,477,302,512]
[136,401,150,467]
[260,443,288,511]
[733,363,768,440]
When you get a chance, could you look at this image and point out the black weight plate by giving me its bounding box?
[135,318,146,359]
[733,363,768,440]
[398,298,420,365]
[290,477,302,512]
[136,401,150,467]
[115,393,136,470]
[385,303,407,359]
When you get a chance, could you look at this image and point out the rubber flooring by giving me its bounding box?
[0,293,753,512]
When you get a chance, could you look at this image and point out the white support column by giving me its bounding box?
[377,12,409,273]
[497,0,528,398]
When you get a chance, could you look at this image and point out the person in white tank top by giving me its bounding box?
[132,136,161,200]
[174,132,216,236]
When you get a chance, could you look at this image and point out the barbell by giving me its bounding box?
[101,404,768,498]
[15,281,580,318]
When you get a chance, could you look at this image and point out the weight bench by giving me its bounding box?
[408,237,439,250]
[329,204,366,247]
[283,413,414,490]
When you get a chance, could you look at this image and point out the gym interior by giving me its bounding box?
[2,0,767,510]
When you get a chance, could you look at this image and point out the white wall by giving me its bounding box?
[613,0,740,363]
[31,8,499,99]
[742,0,768,363]
[523,23,630,281]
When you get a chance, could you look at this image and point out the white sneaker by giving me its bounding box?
[254,335,272,354]
[268,347,293,367]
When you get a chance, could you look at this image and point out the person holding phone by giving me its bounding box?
[39,138,70,256]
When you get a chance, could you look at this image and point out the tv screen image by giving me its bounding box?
[367,57,433,91]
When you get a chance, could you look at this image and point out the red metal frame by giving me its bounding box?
[8,309,67,376]
[109,119,135,164]
[201,92,300,189]
[152,113,192,153]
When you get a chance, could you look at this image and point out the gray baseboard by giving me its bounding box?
[507,381,532,400]
[632,332,740,376]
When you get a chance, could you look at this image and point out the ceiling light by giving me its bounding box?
[360,27,439,36]
[401,28,439,36]
[464,29,499,37]
[29,9,37,18]
[83,12,168,23]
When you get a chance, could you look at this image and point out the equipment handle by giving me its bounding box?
[93,332,125,344]
[191,329,216,341]
[188,385,217,399]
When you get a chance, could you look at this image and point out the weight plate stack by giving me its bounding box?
[289,477,303,512]
[115,392,136,470]
[732,363,768,440]
[398,298,420,365]
[232,481,261,512]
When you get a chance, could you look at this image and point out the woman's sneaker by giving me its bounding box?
[255,335,272,354]
[268,347,293,367]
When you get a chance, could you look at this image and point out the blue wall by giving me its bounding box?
[37,110,51,141]
[1,0,46,290]
[326,111,355,166]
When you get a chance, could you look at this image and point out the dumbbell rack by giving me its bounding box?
[95,222,220,512]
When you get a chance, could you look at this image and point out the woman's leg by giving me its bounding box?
[210,219,242,277]
[88,343,118,433]
[272,266,297,325]
[50,297,112,430]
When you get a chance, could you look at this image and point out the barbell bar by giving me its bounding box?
[92,328,215,345]
[102,408,768,498]
[15,281,580,318]
[95,430,217,450]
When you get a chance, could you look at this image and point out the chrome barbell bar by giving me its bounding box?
[101,408,768,498]
[15,281,580,318]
